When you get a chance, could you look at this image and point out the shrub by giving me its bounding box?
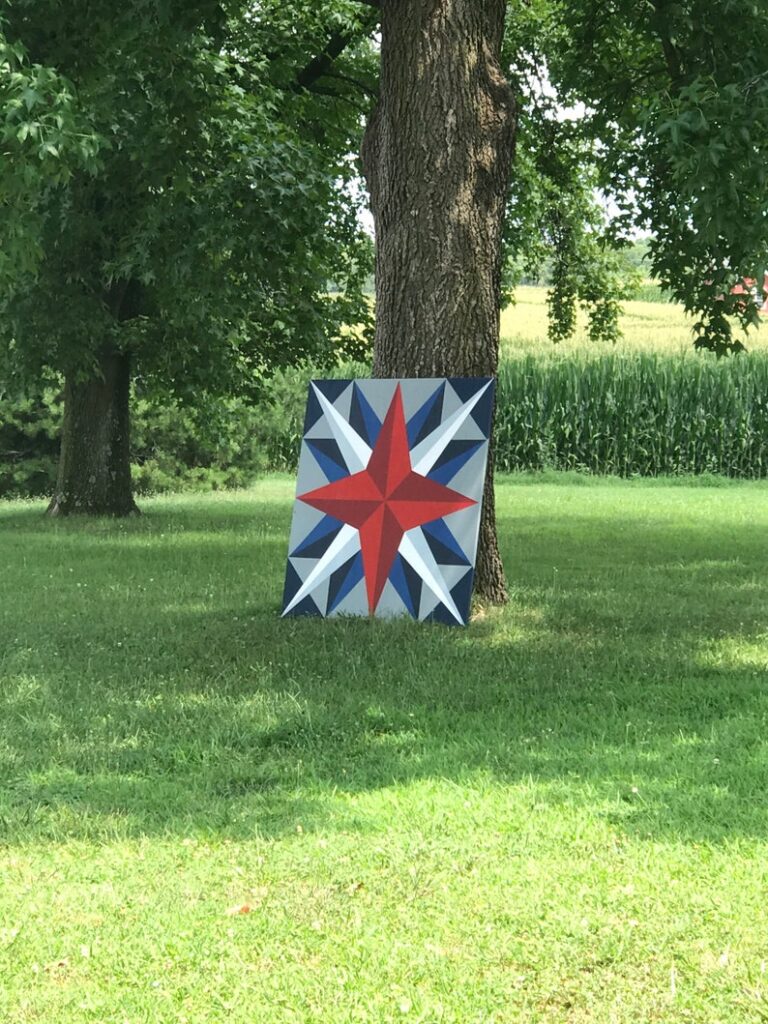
[3,352,768,499]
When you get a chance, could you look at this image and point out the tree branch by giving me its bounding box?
[651,0,684,88]
[321,68,378,99]
[293,11,378,93]
[302,83,369,114]
[296,30,355,91]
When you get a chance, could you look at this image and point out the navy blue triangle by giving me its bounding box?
[303,385,324,433]
[349,383,382,447]
[427,440,484,484]
[327,551,364,613]
[285,593,322,618]
[306,438,349,482]
[448,378,494,433]
[468,380,495,434]
[448,377,491,404]
[313,379,351,404]
[422,520,471,566]
[431,438,483,472]
[388,553,423,617]
[424,569,474,627]
[283,560,322,616]
[407,382,445,447]
[282,560,304,608]
[291,514,343,558]
[450,568,475,623]
[401,556,423,616]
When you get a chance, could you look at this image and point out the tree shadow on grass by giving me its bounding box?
[1,495,767,846]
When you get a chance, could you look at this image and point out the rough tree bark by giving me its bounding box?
[47,282,144,517]
[47,345,138,517]
[362,0,516,604]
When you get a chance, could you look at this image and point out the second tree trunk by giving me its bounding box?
[47,347,138,517]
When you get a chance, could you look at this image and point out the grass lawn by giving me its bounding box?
[2,475,768,1023]
[500,286,768,355]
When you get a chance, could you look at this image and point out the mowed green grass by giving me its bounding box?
[2,476,768,1023]
[501,286,768,355]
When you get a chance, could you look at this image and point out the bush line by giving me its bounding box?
[2,351,768,498]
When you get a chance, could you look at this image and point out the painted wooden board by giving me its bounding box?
[282,378,494,626]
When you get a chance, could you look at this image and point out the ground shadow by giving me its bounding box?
[1,487,767,845]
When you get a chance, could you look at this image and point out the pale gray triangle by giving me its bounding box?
[440,444,489,502]
[441,383,463,417]
[286,500,326,558]
[294,442,335,492]
[327,576,368,618]
[288,555,317,585]
[312,576,331,615]
[331,380,354,421]
[356,379,397,421]
[311,383,371,472]
[400,378,443,422]
[375,578,410,620]
[293,440,322,488]
[304,415,334,440]
[283,524,360,615]
[418,587,441,621]
[287,555,310,586]
[451,415,486,442]
[441,505,482,564]
[440,564,472,590]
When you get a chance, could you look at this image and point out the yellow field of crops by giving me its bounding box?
[501,285,768,355]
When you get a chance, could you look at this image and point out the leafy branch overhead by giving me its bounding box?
[0,0,377,393]
[551,0,768,355]
[0,0,379,515]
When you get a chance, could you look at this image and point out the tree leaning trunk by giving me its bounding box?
[362,0,516,604]
[47,347,138,517]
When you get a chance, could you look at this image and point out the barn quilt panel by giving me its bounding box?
[282,377,494,626]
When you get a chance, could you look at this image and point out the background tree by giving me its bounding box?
[552,0,768,354]
[0,0,374,515]
[500,2,641,347]
[361,0,768,602]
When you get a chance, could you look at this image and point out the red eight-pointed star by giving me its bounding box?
[298,384,475,614]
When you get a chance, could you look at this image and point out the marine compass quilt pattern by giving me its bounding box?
[281,377,494,626]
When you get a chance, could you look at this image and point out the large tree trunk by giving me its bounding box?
[47,347,138,517]
[362,0,516,604]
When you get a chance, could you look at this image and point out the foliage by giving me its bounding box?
[622,238,652,274]
[1,478,768,1020]
[502,15,640,345]
[552,0,768,355]
[132,360,365,495]
[0,386,60,497]
[0,0,374,396]
[546,213,642,345]
[5,343,768,497]
[0,8,101,283]
[0,360,369,498]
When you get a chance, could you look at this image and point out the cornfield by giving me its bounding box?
[494,352,768,477]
